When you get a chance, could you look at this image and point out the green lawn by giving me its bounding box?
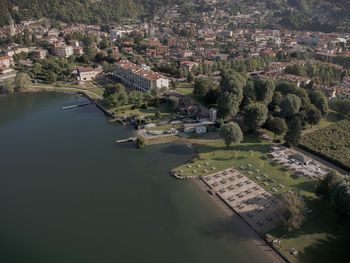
[176,82,194,97]
[93,77,115,87]
[172,135,326,213]
[172,134,350,263]
[269,205,350,263]
[113,103,174,119]
[89,87,104,97]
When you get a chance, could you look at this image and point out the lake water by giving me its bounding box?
[0,92,279,263]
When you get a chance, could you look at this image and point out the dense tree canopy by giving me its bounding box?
[220,122,243,148]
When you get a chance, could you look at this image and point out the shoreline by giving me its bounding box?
[193,178,286,263]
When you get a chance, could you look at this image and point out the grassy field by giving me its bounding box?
[172,136,326,212]
[269,205,350,263]
[113,103,174,119]
[300,120,350,170]
[176,82,194,97]
[171,134,350,263]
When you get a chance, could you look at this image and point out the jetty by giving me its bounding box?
[61,102,93,110]
[109,118,127,126]
[116,137,137,143]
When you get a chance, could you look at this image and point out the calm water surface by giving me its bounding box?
[0,92,276,263]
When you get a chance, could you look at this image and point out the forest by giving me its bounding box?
[0,0,173,27]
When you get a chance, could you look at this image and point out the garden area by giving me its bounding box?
[172,135,327,213]
[300,120,350,170]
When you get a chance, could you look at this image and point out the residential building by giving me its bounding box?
[72,67,103,81]
[55,45,74,58]
[113,60,169,92]
[0,56,14,68]
[32,49,48,59]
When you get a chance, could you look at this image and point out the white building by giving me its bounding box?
[56,45,74,58]
[113,60,169,92]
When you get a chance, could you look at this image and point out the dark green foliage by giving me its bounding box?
[193,78,214,98]
[304,104,322,126]
[329,99,350,119]
[266,117,287,139]
[0,0,170,27]
[253,78,275,105]
[331,176,350,216]
[309,90,328,116]
[278,193,306,232]
[244,103,268,131]
[268,91,283,111]
[103,83,128,108]
[167,96,179,111]
[315,171,337,200]
[284,117,302,146]
[276,81,310,107]
[136,136,146,149]
[300,120,350,170]
[219,122,243,148]
[280,93,302,118]
[154,111,161,119]
[217,91,241,120]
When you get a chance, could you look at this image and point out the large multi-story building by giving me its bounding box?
[113,60,169,92]
[55,45,74,58]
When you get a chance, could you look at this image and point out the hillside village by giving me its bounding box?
[1,1,350,263]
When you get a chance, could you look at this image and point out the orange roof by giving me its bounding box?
[0,56,12,61]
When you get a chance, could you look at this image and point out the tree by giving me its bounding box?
[284,117,302,146]
[217,91,241,120]
[315,171,337,200]
[242,79,256,108]
[14,73,30,92]
[305,104,322,126]
[103,83,128,107]
[46,71,57,84]
[187,72,195,83]
[254,79,275,105]
[32,63,43,76]
[136,136,146,149]
[268,91,283,111]
[193,78,213,98]
[244,103,268,131]
[155,111,162,119]
[167,96,179,111]
[129,90,144,105]
[331,176,350,216]
[309,90,328,116]
[280,94,302,118]
[219,122,243,148]
[279,193,306,232]
[0,78,15,94]
[266,117,287,140]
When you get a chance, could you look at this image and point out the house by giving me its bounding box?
[122,46,133,54]
[72,67,103,81]
[113,60,169,92]
[68,39,80,47]
[0,56,14,68]
[32,49,48,59]
[0,66,14,74]
[55,45,74,58]
[73,47,84,56]
[180,61,198,71]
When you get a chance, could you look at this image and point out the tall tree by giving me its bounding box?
[279,193,306,232]
[254,79,275,105]
[284,117,302,146]
[14,73,30,92]
[220,122,243,148]
[244,103,268,131]
[309,90,328,116]
[331,176,350,216]
[217,91,241,120]
[316,171,337,200]
[266,117,288,140]
[281,93,302,118]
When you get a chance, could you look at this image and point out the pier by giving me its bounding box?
[61,102,93,110]
[116,137,137,143]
